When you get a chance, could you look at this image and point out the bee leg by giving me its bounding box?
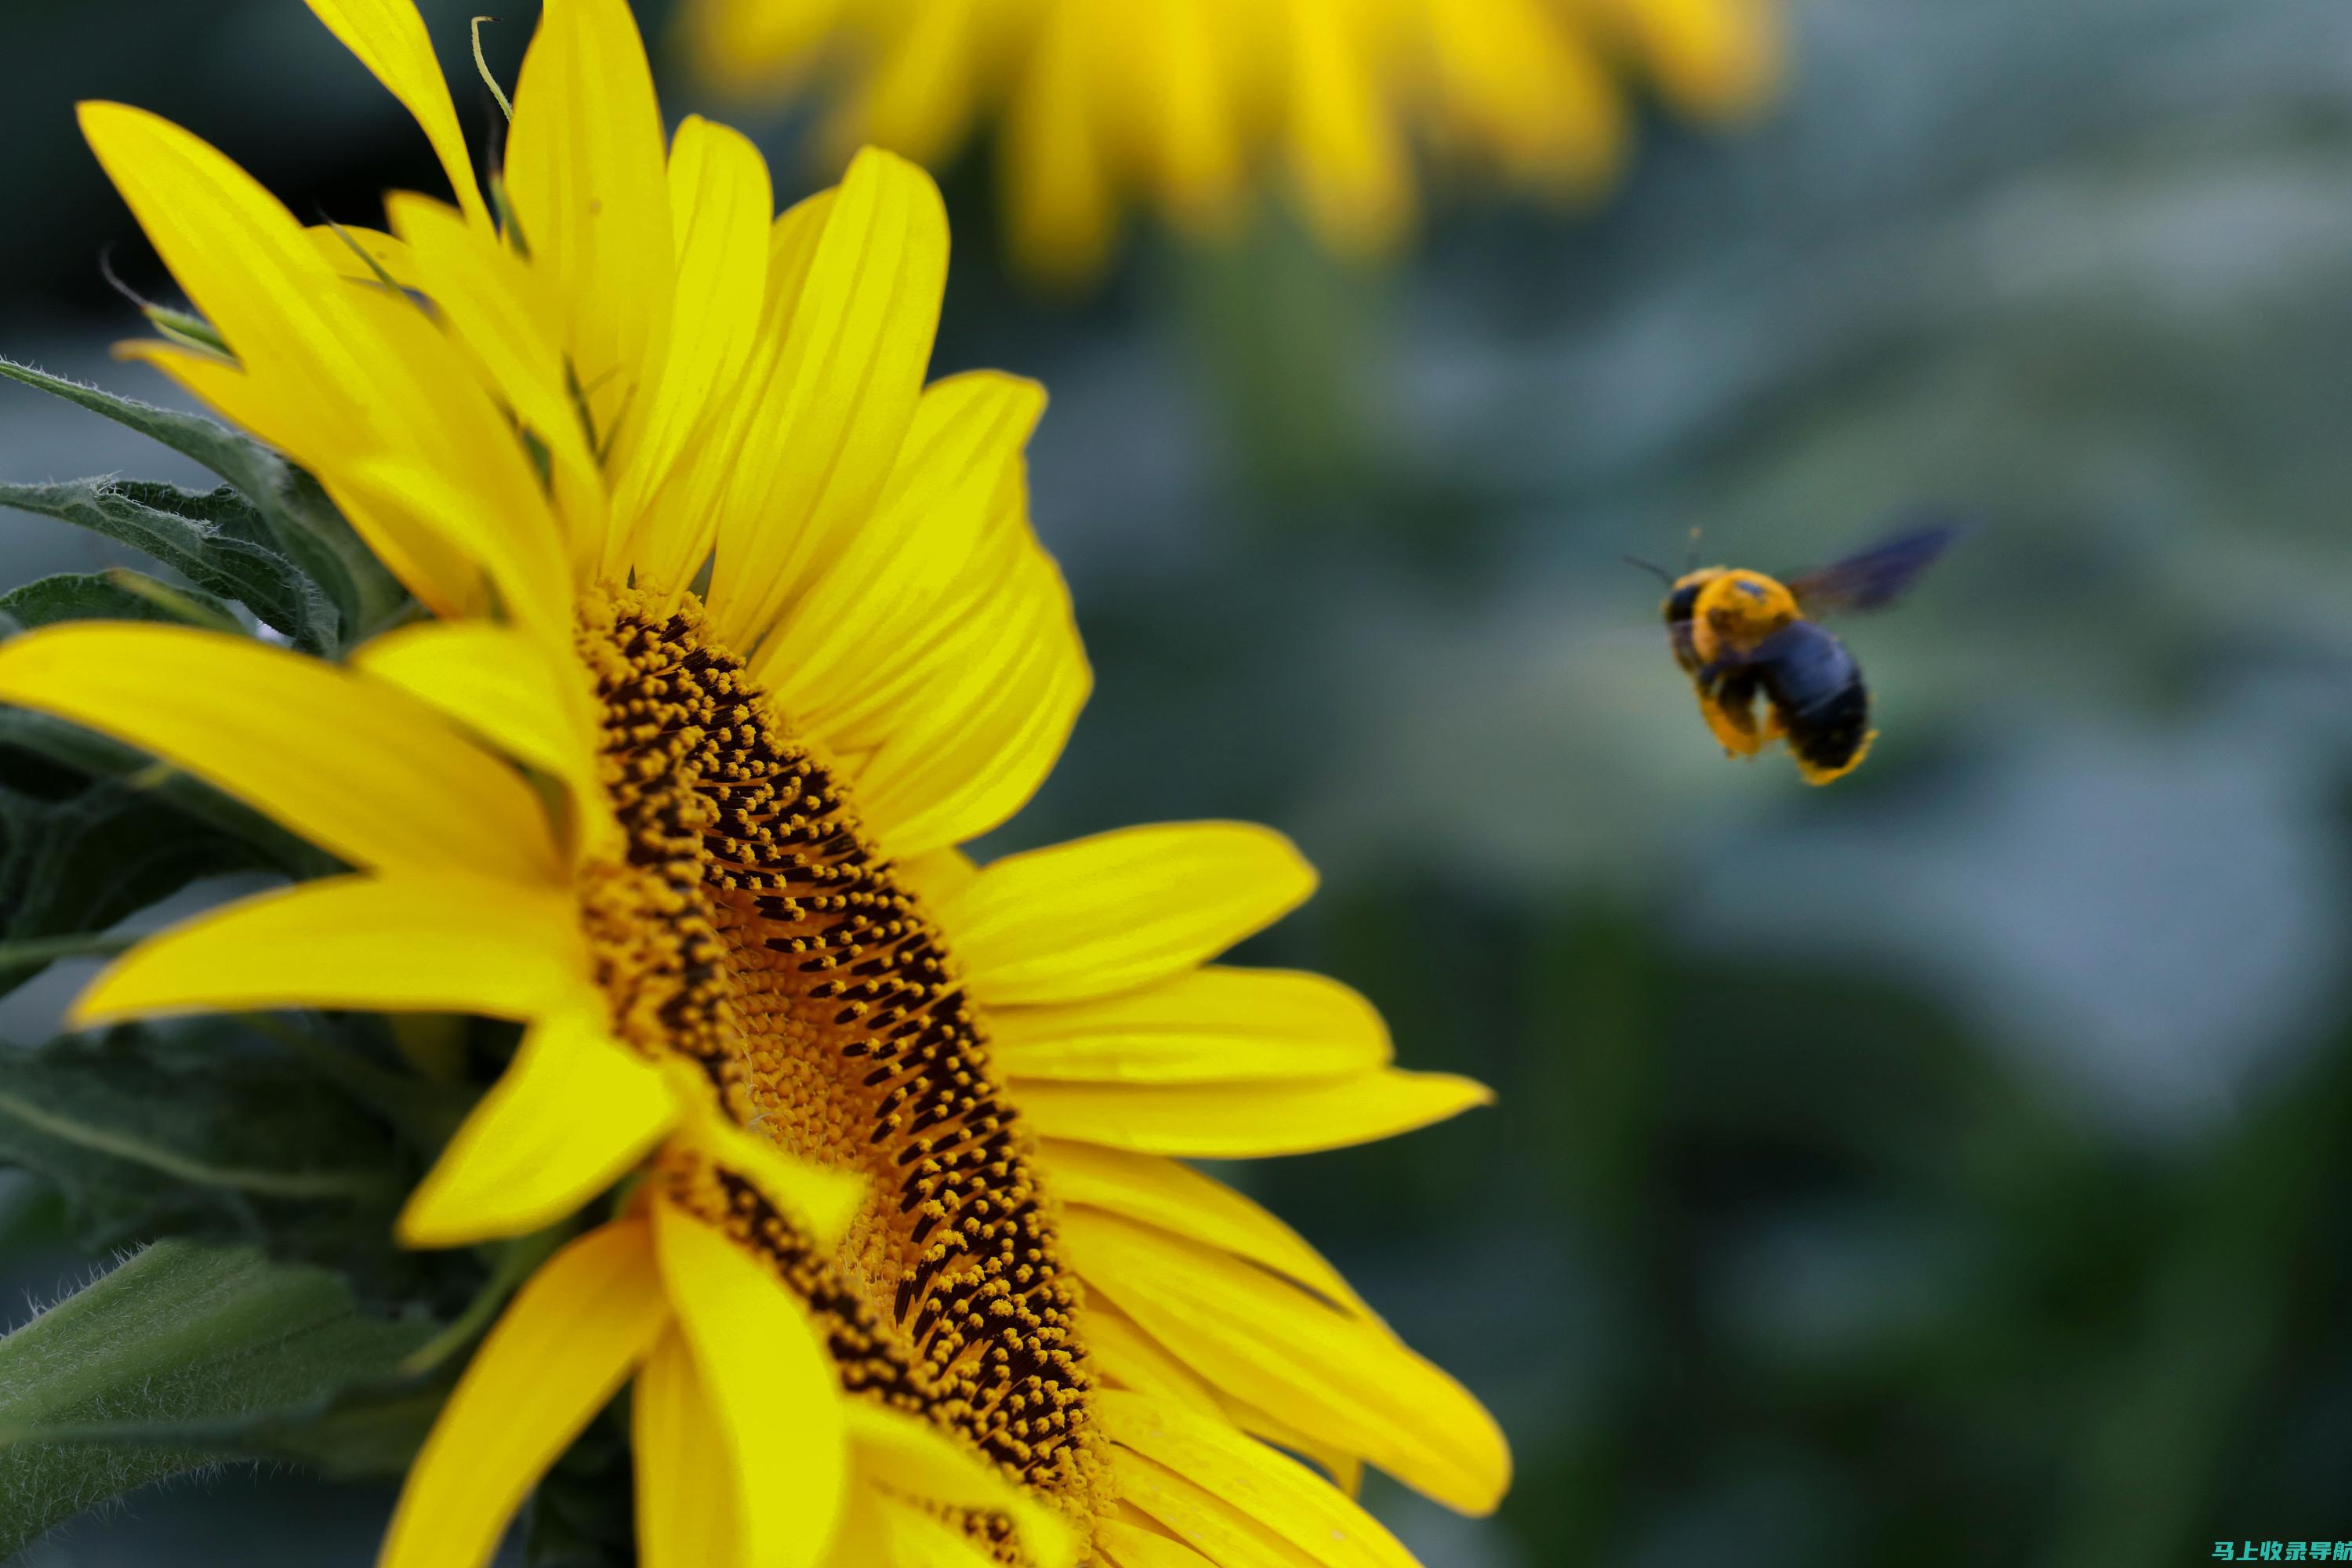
[1693,652,1748,695]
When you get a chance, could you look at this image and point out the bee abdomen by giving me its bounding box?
[1751,621,1874,783]
[1784,678,1871,775]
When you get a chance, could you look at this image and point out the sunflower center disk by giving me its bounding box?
[575,588,1101,1512]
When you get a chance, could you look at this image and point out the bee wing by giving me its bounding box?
[1787,515,1966,616]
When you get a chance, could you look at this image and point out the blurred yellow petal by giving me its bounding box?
[1040,1141,1367,1312]
[1427,0,1621,190]
[1067,1210,1511,1515]
[634,1329,743,1568]
[840,1495,1003,1568]
[993,967,1390,1084]
[398,1009,674,1247]
[673,1080,868,1254]
[70,873,586,1029]
[1102,1390,1416,1568]
[844,1403,1079,1568]
[708,148,948,652]
[1620,0,1781,121]
[612,115,774,587]
[999,0,1117,285]
[0,622,561,882]
[684,0,852,96]
[945,823,1317,1005]
[1138,0,1244,234]
[301,0,491,226]
[379,1220,666,1568]
[505,0,673,455]
[654,1200,849,1568]
[1018,1071,1492,1157]
[850,0,982,167]
[1283,0,1413,254]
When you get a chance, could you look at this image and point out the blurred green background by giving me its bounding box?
[5,0,2352,1563]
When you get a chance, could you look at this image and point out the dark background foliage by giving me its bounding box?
[2,0,2351,1563]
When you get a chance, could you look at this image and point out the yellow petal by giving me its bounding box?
[505,0,674,466]
[1215,1391,1366,1504]
[844,1403,1079,1568]
[992,967,1390,1084]
[634,1328,743,1568]
[1017,1071,1492,1158]
[897,846,978,912]
[1106,1448,1323,1568]
[379,1220,667,1568]
[1095,1515,1217,1568]
[329,454,575,643]
[353,619,610,855]
[653,1198,850,1568]
[848,543,1088,858]
[1039,1141,1367,1312]
[79,103,543,608]
[609,115,774,588]
[756,372,1086,857]
[79,102,365,409]
[398,1009,674,1247]
[840,1495,1003,1568]
[1102,1390,1417,1568]
[109,340,501,619]
[670,1073,867,1254]
[381,190,604,551]
[763,371,1048,734]
[706,147,948,654]
[943,823,1316,1006]
[301,0,491,226]
[307,222,419,288]
[1066,1210,1511,1515]
[0,622,561,882]
[1087,1300,1224,1414]
[70,873,588,1029]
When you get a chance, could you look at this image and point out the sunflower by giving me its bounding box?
[0,0,1509,1563]
[682,0,1782,281]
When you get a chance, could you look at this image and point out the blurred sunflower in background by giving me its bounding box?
[0,0,1509,1563]
[681,0,1782,281]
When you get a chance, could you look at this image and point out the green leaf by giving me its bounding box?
[0,477,334,653]
[0,708,332,884]
[0,774,270,997]
[0,1239,434,1555]
[0,1021,408,1265]
[0,357,408,642]
[0,570,242,633]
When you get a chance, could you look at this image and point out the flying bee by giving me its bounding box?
[1631,518,1963,785]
